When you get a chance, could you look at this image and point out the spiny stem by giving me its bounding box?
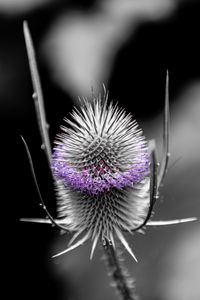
[103,240,138,300]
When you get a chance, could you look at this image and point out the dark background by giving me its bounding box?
[1,0,200,299]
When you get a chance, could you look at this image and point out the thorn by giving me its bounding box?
[52,232,90,258]
[90,235,99,260]
[115,228,138,263]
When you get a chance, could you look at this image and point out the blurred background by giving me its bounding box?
[1,0,200,299]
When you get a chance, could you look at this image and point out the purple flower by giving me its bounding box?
[51,96,150,260]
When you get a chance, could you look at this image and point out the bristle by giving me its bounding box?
[90,234,99,260]
[52,231,91,258]
[114,228,138,262]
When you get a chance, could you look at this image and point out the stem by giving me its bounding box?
[103,240,138,300]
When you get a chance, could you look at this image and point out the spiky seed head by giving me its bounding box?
[51,95,150,259]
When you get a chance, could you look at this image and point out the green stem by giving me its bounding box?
[103,240,138,300]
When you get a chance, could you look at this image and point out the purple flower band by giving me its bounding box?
[51,149,149,195]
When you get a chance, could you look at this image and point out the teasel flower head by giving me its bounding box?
[51,94,150,260]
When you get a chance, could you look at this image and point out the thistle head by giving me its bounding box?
[51,94,150,259]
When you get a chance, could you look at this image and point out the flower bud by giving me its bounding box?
[51,96,150,259]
